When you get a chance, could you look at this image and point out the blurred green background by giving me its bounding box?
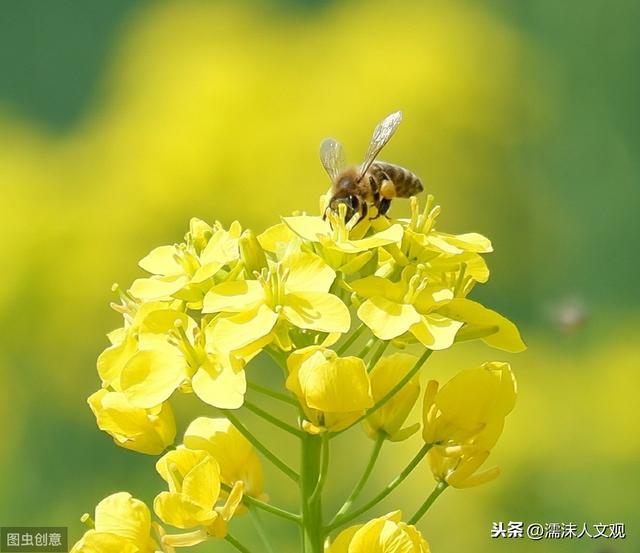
[0,0,638,552]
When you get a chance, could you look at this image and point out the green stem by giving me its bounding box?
[331,433,385,524]
[225,534,252,553]
[408,481,448,524]
[244,400,303,437]
[326,442,433,532]
[356,336,377,360]
[248,380,298,406]
[336,323,366,355]
[221,483,301,523]
[331,349,433,438]
[300,433,324,553]
[218,409,299,482]
[367,340,389,371]
[309,433,330,504]
[249,508,276,553]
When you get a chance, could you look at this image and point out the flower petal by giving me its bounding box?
[207,305,277,351]
[438,298,526,352]
[409,314,463,350]
[120,344,187,408]
[283,215,331,242]
[202,280,265,313]
[94,492,151,543]
[192,360,246,409]
[357,297,419,340]
[282,252,336,293]
[138,245,182,275]
[129,274,189,301]
[283,292,350,333]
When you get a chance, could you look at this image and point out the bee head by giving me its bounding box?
[328,193,360,222]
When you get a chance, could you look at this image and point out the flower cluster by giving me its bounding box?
[74,193,524,553]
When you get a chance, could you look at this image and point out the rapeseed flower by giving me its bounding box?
[203,252,350,351]
[154,447,243,544]
[351,265,462,350]
[183,417,265,501]
[423,361,517,487]
[129,219,242,307]
[71,492,160,553]
[326,511,430,553]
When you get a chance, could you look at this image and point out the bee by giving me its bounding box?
[320,111,423,221]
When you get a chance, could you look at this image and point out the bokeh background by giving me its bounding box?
[1,0,638,551]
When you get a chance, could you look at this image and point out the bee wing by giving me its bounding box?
[319,138,346,182]
[357,111,403,180]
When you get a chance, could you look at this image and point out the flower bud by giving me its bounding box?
[364,353,420,441]
[239,229,268,274]
[286,346,373,433]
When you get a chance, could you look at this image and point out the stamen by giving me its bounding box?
[80,513,94,529]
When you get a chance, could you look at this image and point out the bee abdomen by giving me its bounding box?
[371,161,423,198]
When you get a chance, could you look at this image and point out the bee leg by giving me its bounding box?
[378,198,392,216]
[360,201,368,220]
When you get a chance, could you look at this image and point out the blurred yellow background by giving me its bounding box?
[0,0,638,552]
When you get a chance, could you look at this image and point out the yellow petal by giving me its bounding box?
[258,221,297,252]
[156,448,212,490]
[202,280,265,313]
[430,231,493,253]
[351,276,405,302]
[283,291,350,333]
[438,298,526,352]
[70,530,140,553]
[207,305,277,351]
[409,314,463,350]
[357,297,420,340]
[181,454,221,511]
[88,390,176,455]
[282,215,330,242]
[338,224,404,253]
[183,417,263,498]
[365,353,420,440]
[120,344,187,408]
[192,360,246,409]
[94,492,151,544]
[282,252,336,293]
[129,274,189,301]
[97,333,137,390]
[297,356,373,413]
[153,492,217,529]
[139,245,182,275]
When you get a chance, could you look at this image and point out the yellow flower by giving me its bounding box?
[280,209,403,274]
[422,361,517,488]
[183,417,265,501]
[203,252,350,351]
[154,447,243,540]
[286,346,373,433]
[129,219,242,307]
[326,511,430,553]
[88,389,176,455]
[364,353,421,442]
[71,492,158,553]
[351,265,463,350]
[98,308,248,410]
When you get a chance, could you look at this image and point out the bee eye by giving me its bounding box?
[348,195,359,209]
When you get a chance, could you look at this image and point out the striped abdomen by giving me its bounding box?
[368,161,423,199]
